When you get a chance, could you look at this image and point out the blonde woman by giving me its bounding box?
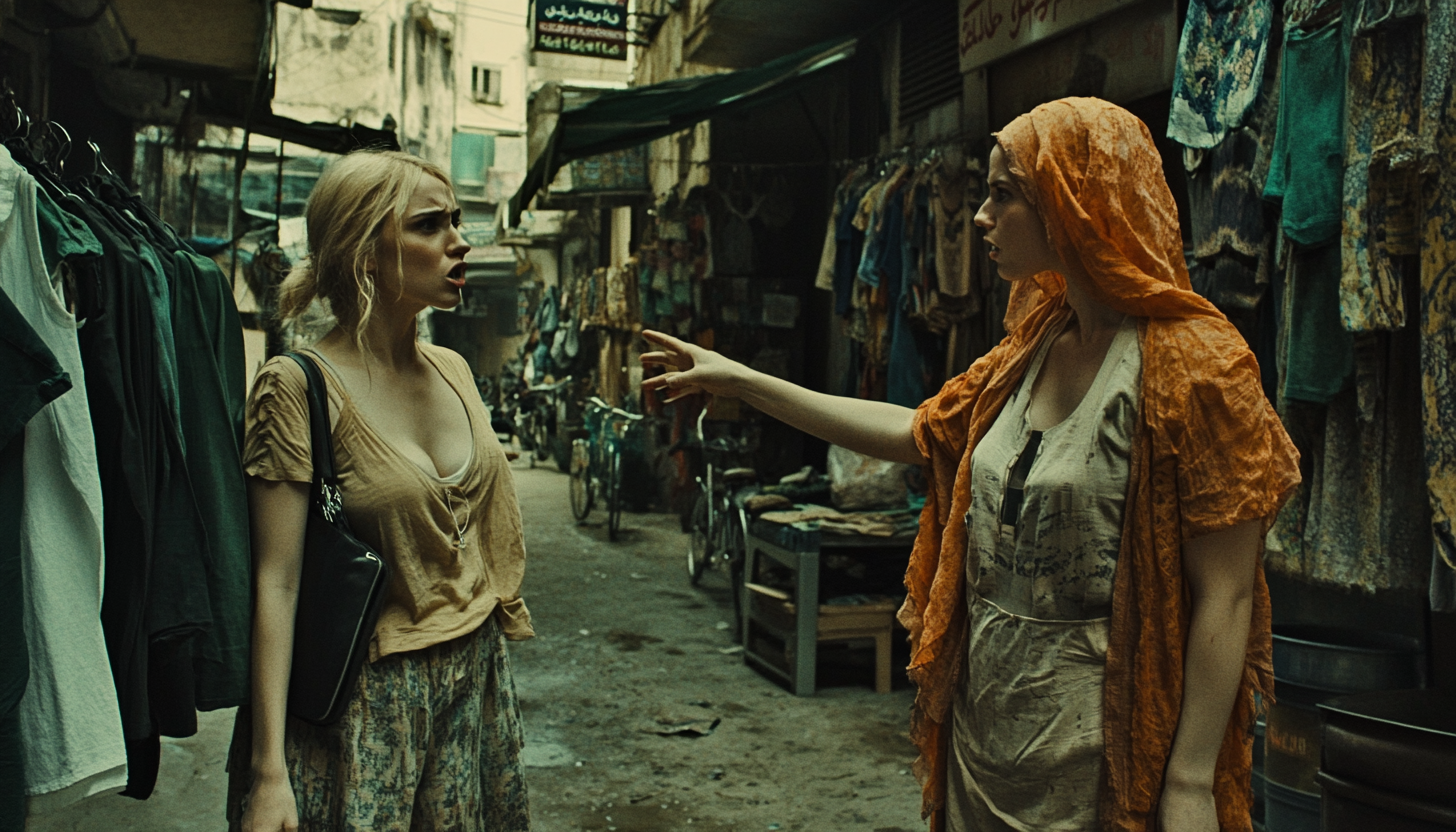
[228,150,533,832]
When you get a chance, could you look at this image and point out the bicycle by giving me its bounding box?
[516,376,572,469]
[568,396,645,541]
[681,409,758,630]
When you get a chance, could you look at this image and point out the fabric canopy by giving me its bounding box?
[506,34,857,227]
[195,79,399,155]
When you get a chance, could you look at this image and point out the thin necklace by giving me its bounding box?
[445,487,469,551]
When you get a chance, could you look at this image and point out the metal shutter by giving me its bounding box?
[898,0,961,125]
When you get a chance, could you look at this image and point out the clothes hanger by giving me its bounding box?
[40,120,71,177]
[6,118,80,204]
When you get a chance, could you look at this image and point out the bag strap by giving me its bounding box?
[285,351,349,527]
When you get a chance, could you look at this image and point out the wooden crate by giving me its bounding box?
[746,582,898,636]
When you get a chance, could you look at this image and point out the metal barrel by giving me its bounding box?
[1263,625,1423,832]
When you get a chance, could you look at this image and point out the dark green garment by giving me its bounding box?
[1283,243,1354,403]
[0,287,72,830]
[136,236,183,444]
[1263,19,1346,245]
[171,250,251,709]
[64,193,213,797]
[34,186,101,275]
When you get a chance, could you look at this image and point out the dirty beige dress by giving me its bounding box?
[946,317,1140,832]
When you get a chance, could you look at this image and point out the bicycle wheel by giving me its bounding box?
[607,448,623,542]
[568,439,593,520]
[727,504,749,639]
[687,492,709,585]
[711,491,733,564]
[551,433,573,473]
[531,416,551,464]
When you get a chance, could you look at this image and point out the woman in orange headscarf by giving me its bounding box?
[641,97,1299,831]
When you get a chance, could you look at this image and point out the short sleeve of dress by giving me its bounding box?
[1152,318,1301,540]
[242,356,314,483]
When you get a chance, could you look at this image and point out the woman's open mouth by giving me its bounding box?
[446,262,467,288]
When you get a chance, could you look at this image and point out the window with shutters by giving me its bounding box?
[898,0,961,126]
[471,64,503,105]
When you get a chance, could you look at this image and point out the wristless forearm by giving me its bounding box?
[734,369,924,465]
[1164,592,1253,787]
[249,586,300,778]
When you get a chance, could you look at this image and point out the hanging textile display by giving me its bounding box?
[816,151,983,408]
[1420,0,1456,606]
[1340,1,1425,332]
[1167,0,1276,149]
[0,288,75,829]
[1184,109,1279,334]
[0,151,128,812]
[1,125,252,809]
[1263,13,1346,247]
[637,204,707,339]
[1268,289,1430,593]
[573,261,641,407]
[1205,0,1456,599]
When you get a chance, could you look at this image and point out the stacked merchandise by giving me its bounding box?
[0,129,250,827]
[637,202,709,340]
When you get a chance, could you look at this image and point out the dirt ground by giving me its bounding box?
[28,457,927,832]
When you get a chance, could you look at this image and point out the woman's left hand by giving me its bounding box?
[1156,778,1218,832]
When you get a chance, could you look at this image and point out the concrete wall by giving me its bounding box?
[272,0,457,167]
[630,5,723,202]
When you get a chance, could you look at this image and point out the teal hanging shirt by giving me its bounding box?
[1263,19,1347,246]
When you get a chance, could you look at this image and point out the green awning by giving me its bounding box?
[507,34,856,227]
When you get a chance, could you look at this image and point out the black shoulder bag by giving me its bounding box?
[284,352,391,726]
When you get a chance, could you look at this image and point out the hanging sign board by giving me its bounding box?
[566,145,648,193]
[533,0,629,61]
[958,0,1143,72]
[987,0,1176,124]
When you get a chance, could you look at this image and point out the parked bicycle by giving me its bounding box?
[490,363,525,439]
[569,396,645,541]
[515,376,572,469]
[680,409,758,630]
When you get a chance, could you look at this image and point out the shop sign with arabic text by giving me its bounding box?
[534,0,628,61]
[958,0,1142,72]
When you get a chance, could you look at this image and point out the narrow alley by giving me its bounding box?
[508,461,922,832]
[29,457,924,832]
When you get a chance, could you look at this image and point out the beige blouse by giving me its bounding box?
[243,343,532,660]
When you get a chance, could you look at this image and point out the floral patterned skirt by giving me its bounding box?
[226,615,530,831]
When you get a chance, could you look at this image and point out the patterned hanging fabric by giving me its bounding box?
[1339,0,1426,332]
[1168,0,1276,149]
[1420,0,1456,582]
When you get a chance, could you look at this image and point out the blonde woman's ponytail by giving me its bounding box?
[274,149,452,343]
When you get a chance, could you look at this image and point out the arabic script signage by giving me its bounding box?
[534,0,628,61]
[958,0,1142,72]
[567,145,648,193]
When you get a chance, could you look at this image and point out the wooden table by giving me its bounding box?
[740,517,915,696]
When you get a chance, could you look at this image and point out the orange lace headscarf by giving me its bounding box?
[901,97,1300,831]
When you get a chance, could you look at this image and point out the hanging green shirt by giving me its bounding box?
[1263,18,1347,245]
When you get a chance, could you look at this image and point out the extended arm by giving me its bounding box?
[639,330,925,465]
[1157,518,1262,832]
[242,477,309,832]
